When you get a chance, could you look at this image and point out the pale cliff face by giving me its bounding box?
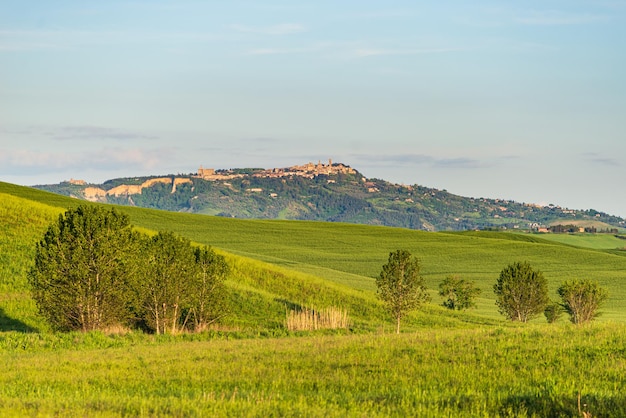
[83,177,194,200]
[83,187,107,201]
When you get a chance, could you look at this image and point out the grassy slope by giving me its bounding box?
[0,192,61,332]
[2,181,626,322]
[525,232,626,250]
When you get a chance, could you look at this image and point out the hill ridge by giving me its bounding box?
[30,161,626,231]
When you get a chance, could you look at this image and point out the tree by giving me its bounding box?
[438,275,481,310]
[376,249,430,334]
[558,279,608,324]
[184,246,230,331]
[493,261,549,322]
[139,231,197,334]
[28,205,140,331]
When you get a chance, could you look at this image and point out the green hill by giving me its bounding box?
[32,163,626,231]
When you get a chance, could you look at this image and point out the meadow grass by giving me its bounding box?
[0,193,62,332]
[1,323,625,417]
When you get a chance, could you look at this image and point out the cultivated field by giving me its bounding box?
[1,182,626,416]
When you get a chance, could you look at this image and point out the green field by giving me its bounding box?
[525,232,626,250]
[2,181,626,416]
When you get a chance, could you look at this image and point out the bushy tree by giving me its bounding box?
[28,205,141,331]
[138,233,231,334]
[139,231,198,334]
[558,279,608,324]
[184,246,230,331]
[438,275,481,310]
[30,206,231,334]
[376,249,430,334]
[493,261,549,322]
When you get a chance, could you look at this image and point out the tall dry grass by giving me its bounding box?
[286,306,350,331]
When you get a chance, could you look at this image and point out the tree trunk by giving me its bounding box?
[396,315,401,334]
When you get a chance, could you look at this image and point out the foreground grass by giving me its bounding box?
[1,323,625,417]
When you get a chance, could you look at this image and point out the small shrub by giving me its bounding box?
[544,301,563,323]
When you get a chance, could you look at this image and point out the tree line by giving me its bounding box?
[28,206,229,333]
[376,250,608,333]
[28,206,609,335]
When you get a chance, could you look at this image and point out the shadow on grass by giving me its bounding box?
[275,298,304,312]
[437,393,626,417]
[498,393,626,417]
[0,307,38,332]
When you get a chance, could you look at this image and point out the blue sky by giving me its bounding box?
[1,1,625,217]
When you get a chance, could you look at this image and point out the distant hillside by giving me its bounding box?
[33,161,626,231]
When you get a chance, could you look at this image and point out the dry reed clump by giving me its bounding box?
[101,325,133,335]
[285,306,350,331]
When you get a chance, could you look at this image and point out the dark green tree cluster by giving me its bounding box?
[29,205,229,333]
[493,261,549,322]
[439,275,481,311]
[494,261,608,324]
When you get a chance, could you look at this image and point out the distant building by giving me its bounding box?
[197,159,356,181]
[197,167,216,179]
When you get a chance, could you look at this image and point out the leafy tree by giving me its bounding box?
[493,261,549,322]
[438,275,481,310]
[184,246,230,331]
[376,249,430,334]
[558,279,608,324]
[139,231,197,334]
[28,205,140,331]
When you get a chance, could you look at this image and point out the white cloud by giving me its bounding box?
[246,48,296,55]
[351,153,491,169]
[51,126,157,141]
[0,147,172,176]
[0,29,224,52]
[230,23,306,35]
[514,11,608,25]
[583,153,622,167]
[353,47,459,58]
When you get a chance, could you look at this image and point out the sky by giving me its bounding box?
[1,1,625,217]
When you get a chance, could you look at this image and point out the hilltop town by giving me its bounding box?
[196,159,355,181]
[71,160,356,201]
